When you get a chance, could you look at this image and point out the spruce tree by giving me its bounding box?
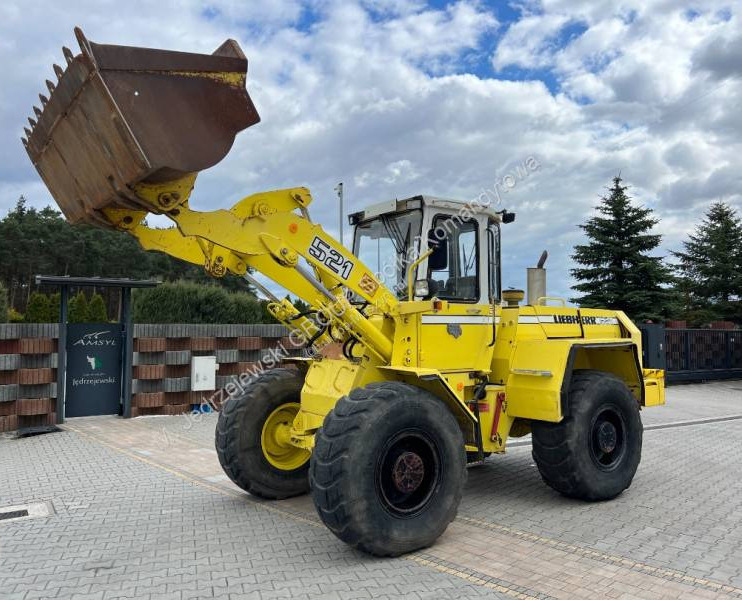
[672,202,742,324]
[571,176,674,321]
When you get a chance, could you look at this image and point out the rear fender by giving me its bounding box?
[566,343,643,414]
[506,340,645,423]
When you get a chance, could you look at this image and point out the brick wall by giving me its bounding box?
[0,323,296,432]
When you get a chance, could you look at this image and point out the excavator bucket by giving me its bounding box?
[23,27,260,225]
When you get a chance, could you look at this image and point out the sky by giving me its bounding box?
[1,0,740,301]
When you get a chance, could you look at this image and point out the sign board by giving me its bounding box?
[65,323,122,417]
[191,356,217,391]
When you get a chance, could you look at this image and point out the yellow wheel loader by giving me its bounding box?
[25,30,665,557]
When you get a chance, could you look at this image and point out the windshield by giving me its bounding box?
[353,209,422,298]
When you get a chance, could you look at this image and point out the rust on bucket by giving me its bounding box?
[23,27,260,225]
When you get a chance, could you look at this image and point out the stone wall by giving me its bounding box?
[130,324,296,416]
[0,324,59,431]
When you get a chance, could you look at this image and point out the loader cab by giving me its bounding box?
[350,195,505,304]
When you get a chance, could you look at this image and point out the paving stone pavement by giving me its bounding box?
[1,381,741,599]
[0,431,506,600]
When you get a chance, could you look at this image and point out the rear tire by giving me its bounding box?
[531,370,642,501]
[215,368,310,500]
[310,382,466,557]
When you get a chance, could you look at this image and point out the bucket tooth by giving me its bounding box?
[62,46,74,63]
[33,106,42,118]
[74,27,90,54]
[24,127,32,137]
[21,137,28,147]
[39,93,49,105]
[53,64,65,79]
[45,80,55,93]
[28,117,36,128]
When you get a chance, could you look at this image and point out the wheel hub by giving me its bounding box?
[260,402,310,471]
[376,431,441,517]
[392,451,425,493]
[596,421,617,453]
[589,406,627,471]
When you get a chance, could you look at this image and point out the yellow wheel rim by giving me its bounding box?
[260,402,310,471]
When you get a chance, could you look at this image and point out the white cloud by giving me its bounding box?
[492,12,573,71]
[0,0,740,302]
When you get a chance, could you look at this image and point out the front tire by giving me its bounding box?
[531,370,643,501]
[310,382,466,557]
[215,368,310,500]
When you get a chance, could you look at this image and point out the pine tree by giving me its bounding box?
[0,198,257,316]
[0,281,8,323]
[672,202,742,325]
[571,176,674,321]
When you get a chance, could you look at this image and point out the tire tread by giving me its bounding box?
[531,369,642,501]
[310,382,466,556]
[215,368,308,500]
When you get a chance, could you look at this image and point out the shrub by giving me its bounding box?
[8,308,24,323]
[0,281,7,323]
[259,300,276,323]
[25,292,52,323]
[88,293,108,322]
[231,293,264,324]
[68,291,89,323]
[49,293,60,322]
[133,281,271,324]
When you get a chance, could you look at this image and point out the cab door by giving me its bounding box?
[419,214,492,371]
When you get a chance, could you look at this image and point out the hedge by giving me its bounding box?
[133,281,274,324]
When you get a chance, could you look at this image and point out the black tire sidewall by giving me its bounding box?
[333,391,465,553]
[568,374,643,499]
[216,368,309,498]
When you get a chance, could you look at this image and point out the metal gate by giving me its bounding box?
[641,325,742,383]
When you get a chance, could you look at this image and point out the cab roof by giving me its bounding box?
[348,195,503,225]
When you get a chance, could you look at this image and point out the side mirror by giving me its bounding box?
[500,210,516,224]
[427,229,448,271]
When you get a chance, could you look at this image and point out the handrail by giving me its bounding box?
[537,296,566,307]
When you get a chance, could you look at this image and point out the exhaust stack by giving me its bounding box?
[527,250,548,305]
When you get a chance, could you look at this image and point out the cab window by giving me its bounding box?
[487,224,501,302]
[427,216,479,301]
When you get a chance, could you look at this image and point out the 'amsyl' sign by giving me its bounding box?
[65,323,122,417]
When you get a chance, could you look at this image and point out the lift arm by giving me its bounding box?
[107,186,399,363]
